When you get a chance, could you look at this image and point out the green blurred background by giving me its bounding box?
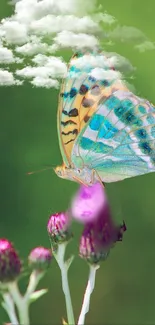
[0,0,155,324]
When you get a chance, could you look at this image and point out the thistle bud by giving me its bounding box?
[47,212,72,248]
[79,225,109,264]
[78,183,127,264]
[0,239,21,283]
[28,247,52,271]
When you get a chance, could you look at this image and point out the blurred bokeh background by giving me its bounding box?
[0,0,155,324]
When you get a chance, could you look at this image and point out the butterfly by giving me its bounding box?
[54,51,155,186]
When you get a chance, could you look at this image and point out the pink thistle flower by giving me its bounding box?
[0,238,21,282]
[76,183,127,264]
[28,247,52,271]
[47,212,72,248]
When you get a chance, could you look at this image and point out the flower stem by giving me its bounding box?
[7,272,42,325]
[2,292,19,324]
[18,299,30,325]
[54,243,75,325]
[25,270,44,299]
[77,264,100,325]
[8,281,30,325]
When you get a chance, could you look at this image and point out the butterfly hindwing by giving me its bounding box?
[71,90,155,182]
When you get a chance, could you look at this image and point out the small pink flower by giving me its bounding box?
[71,182,107,223]
[28,247,52,271]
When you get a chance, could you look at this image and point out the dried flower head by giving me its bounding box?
[47,212,72,248]
[0,238,21,283]
[28,247,52,271]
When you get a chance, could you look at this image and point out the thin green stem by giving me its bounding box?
[77,264,99,325]
[25,270,44,299]
[8,281,30,325]
[18,299,30,325]
[8,271,44,324]
[54,243,75,325]
[2,292,19,324]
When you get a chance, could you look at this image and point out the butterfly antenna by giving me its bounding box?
[27,166,54,175]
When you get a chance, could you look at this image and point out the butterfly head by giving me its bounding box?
[54,165,67,179]
[54,164,100,186]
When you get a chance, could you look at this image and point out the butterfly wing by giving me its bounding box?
[71,89,155,182]
[57,52,128,167]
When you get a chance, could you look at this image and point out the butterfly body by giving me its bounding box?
[55,165,100,185]
[55,51,155,185]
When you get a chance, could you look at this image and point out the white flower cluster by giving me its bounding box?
[0,0,115,87]
[0,0,154,87]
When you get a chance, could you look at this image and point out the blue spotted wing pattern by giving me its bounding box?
[71,90,155,182]
[57,52,128,167]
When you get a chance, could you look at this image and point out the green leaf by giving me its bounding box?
[29,289,48,303]
[65,255,74,270]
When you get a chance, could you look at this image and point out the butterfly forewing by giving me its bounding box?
[57,52,128,166]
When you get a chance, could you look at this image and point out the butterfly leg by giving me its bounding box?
[91,169,105,188]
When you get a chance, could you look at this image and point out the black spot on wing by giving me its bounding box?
[101,80,110,87]
[62,129,78,136]
[62,108,79,117]
[139,141,152,155]
[70,87,77,98]
[69,108,79,117]
[61,120,77,126]
[64,138,75,145]
[82,97,95,108]
[135,128,147,139]
[84,115,90,123]
[79,84,89,95]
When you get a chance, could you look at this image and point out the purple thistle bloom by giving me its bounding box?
[71,182,107,223]
[78,183,127,264]
[47,212,72,248]
[0,238,21,282]
[28,247,52,271]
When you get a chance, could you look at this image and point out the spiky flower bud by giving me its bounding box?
[79,226,109,264]
[0,239,21,283]
[78,183,127,264]
[47,212,72,248]
[79,219,126,264]
[28,247,52,271]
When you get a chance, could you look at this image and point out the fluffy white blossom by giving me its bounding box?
[71,53,118,69]
[0,46,22,63]
[0,0,103,86]
[0,0,153,87]
[15,54,67,86]
[30,15,100,35]
[31,76,59,88]
[53,31,99,49]
[1,20,28,44]
[0,69,23,86]
[15,36,49,56]
[90,67,122,80]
